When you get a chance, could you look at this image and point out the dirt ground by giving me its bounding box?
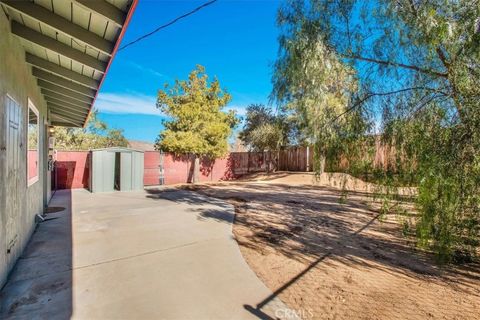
[184,172,480,320]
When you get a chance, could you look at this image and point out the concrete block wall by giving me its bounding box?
[54,151,90,189]
[0,10,49,288]
[135,152,235,186]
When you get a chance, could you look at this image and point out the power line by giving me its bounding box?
[118,0,218,52]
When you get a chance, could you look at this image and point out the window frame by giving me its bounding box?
[27,98,40,187]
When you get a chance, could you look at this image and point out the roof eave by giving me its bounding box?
[82,0,139,128]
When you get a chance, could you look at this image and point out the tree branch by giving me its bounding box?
[436,47,451,70]
[331,86,447,124]
[407,0,418,16]
[340,53,449,78]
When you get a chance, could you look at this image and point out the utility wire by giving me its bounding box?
[119,0,218,51]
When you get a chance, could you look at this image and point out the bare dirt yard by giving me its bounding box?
[183,172,480,320]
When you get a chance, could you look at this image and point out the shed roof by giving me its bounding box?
[90,147,144,153]
[0,0,137,127]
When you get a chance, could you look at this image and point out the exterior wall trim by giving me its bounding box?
[27,98,39,187]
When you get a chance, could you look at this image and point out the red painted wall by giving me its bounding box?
[54,151,90,189]
[54,151,263,189]
[143,152,235,186]
[27,150,39,181]
[144,152,190,186]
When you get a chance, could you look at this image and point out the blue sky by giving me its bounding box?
[96,0,281,142]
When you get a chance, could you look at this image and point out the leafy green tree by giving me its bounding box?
[155,65,238,183]
[239,104,301,171]
[273,0,480,262]
[53,109,128,150]
[246,123,284,152]
[239,104,296,151]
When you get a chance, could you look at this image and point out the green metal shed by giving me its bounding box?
[89,147,144,193]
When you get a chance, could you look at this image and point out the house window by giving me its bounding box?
[27,99,39,186]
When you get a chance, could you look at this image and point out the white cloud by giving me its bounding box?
[126,61,169,80]
[95,93,250,117]
[95,93,162,116]
[226,105,248,116]
[117,56,171,81]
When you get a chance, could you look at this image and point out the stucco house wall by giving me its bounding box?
[0,9,49,288]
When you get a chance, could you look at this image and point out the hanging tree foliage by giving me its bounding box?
[271,1,370,173]
[272,0,480,262]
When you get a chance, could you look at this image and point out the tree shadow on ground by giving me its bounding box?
[145,183,480,297]
[189,182,480,320]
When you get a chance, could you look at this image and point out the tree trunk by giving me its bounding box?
[319,154,326,174]
[313,142,326,174]
[306,146,310,172]
[192,154,200,184]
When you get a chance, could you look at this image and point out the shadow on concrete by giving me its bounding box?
[0,190,73,319]
[54,161,77,189]
[145,188,235,224]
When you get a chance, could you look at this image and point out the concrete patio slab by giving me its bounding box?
[0,189,293,320]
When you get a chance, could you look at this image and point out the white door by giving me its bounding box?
[4,95,21,254]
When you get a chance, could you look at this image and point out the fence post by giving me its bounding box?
[278,150,281,171]
[264,151,267,172]
[306,146,310,172]
[159,150,165,185]
[297,147,300,171]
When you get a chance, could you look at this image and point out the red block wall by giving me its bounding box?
[54,151,90,189]
[27,150,39,181]
[143,152,235,186]
[53,151,252,189]
[144,152,191,186]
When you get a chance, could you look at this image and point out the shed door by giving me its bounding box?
[5,96,22,254]
[101,152,115,192]
[91,151,115,192]
[132,152,144,190]
[120,152,132,191]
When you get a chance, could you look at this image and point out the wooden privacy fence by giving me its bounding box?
[229,147,315,174]
[228,152,272,175]
[237,142,400,174]
[328,139,404,172]
[278,147,314,172]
